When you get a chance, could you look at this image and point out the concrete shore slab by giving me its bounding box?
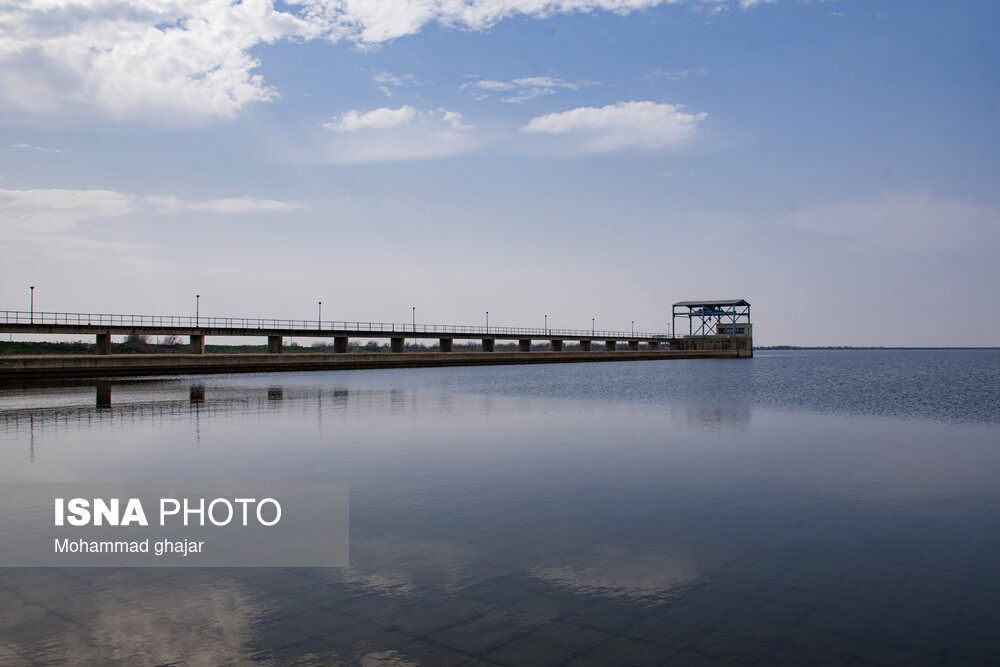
[0,350,741,380]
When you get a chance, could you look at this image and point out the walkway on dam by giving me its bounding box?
[1,310,672,354]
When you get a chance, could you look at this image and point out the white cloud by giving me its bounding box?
[645,67,708,80]
[0,188,303,239]
[462,75,596,102]
[0,0,767,126]
[324,106,418,131]
[0,0,315,126]
[521,100,705,152]
[146,196,305,215]
[317,106,475,162]
[439,110,472,130]
[373,71,420,97]
[0,188,134,235]
[11,142,62,154]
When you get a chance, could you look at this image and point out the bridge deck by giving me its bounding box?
[1,311,668,342]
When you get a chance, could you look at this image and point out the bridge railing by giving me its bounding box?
[1,311,669,339]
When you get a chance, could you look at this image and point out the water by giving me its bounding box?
[1,350,998,665]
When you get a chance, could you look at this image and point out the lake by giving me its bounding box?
[1,350,998,665]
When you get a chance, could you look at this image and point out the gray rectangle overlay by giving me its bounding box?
[0,483,348,567]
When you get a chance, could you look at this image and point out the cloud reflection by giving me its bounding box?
[0,571,258,664]
[529,545,699,601]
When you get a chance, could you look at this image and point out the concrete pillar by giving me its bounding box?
[628,340,640,351]
[95,332,111,355]
[605,340,617,352]
[580,340,592,351]
[267,335,282,354]
[482,339,495,352]
[334,336,348,353]
[191,334,206,354]
[550,339,563,352]
[649,341,660,350]
[439,338,453,352]
[518,339,531,352]
[391,337,405,353]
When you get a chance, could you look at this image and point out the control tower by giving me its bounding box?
[670,299,753,357]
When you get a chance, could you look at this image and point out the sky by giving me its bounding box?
[1,0,998,346]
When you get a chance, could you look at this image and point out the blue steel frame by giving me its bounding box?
[671,300,751,338]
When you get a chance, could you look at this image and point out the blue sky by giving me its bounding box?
[1,0,998,345]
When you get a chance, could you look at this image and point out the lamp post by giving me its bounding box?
[632,320,634,336]
[485,311,489,333]
[29,286,34,324]
[544,314,548,334]
[318,301,322,328]
[195,294,200,328]
[412,306,415,332]
[592,317,595,335]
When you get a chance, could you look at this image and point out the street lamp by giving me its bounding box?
[412,306,415,332]
[29,286,34,324]
[485,311,489,333]
[592,317,595,335]
[544,314,548,334]
[632,320,634,336]
[318,301,322,328]
[195,294,200,328]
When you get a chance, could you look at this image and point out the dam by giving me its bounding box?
[0,299,752,379]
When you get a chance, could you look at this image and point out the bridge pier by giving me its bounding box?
[191,334,206,354]
[96,333,111,355]
[391,337,405,353]
[267,335,282,354]
[518,339,531,352]
[649,341,660,350]
[551,339,563,352]
[334,336,348,353]
[580,340,592,351]
[439,338,453,352]
[605,340,617,352]
[482,339,495,352]
[628,340,640,351]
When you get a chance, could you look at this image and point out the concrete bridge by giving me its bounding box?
[1,310,671,354]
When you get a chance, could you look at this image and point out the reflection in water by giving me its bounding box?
[529,546,699,601]
[334,537,481,597]
[673,402,752,433]
[0,570,259,664]
[0,352,999,664]
[95,381,111,409]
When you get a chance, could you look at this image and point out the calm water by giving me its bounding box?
[1,350,998,665]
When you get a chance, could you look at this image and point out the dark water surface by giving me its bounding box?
[1,350,998,665]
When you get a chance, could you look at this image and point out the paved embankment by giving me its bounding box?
[0,350,739,379]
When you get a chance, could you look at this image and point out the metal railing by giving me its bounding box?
[1,311,669,339]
